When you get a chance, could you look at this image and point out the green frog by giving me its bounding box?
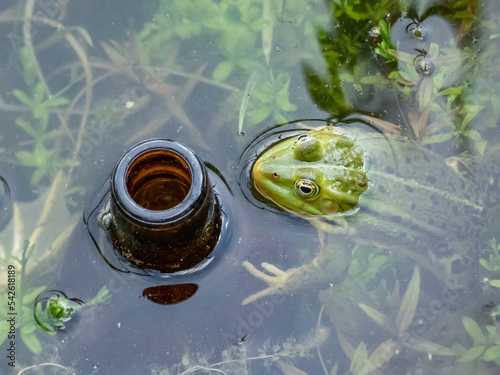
[242,126,488,305]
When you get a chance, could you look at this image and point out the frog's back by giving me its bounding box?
[333,132,485,250]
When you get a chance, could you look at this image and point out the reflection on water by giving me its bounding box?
[0,0,499,374]
[142,284,199,305]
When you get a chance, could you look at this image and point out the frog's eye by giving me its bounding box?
[294,134,311,145]
[294,179,319,199]
[293,135,322,162]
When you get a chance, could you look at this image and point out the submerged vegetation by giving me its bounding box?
[0,0,499,373]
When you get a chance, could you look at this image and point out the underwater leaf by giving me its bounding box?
[488,280,500,288]
[479,259,493,271]
[20,325,42,353]
[32,82,45,108]
[213,60,235,81]
[261,0,273,65]
[23,286,47,305]
[369,255,388,269]
[458,346,486,362]
[34,301,55,333]
[429,42,439,58]
[418,78,434,112]
[279,362,309,375]
[421,132,454,146]
[275,73,297,112]
[87,286,111,306]
[375,20,397,62]
[462,317,486,345]
[358,303,388,329]
[12,89,34,107]
[396,266,420,332]
[387,280,400,308]
[349,342,368,375]
[0,172,77,285]
[329,362,338,375]
[22,322,37,335]
[451,342,467,356]
[475,140,488,155]
[247,105,273,125]
[100,42,136,81]
[238,71,263,133]
[31,168,47,186]
[486,326,500,344]
[274,112,288,125]
[15,150,38,167]
[482,345,500,362]
[387,49,414,64]
[15,118,39,137]
[43,95,69,108]
[359,115,401,134]
[410,336,455,356]
[459,105,483,131]
[363,339,396,373]
[337,332,356,359]
[462,129,483,141]
[70,26,94,47]
[35,30,71,52]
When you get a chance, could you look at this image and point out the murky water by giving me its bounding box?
[1,0,500,374]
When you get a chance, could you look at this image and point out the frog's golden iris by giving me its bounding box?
[293,179,319,199]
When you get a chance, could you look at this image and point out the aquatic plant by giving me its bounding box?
[34,286,110,333]
[0,172,80,353]
[453,316,500,367]
[345,245,388,287]
[1,0,499,373]
[1,3,95,189]
[149,326,328,375]
[135,0,320,132]
[480,238,500,287]
[352,267,455,373]
[302,0,500,157]
[0,240,48,353]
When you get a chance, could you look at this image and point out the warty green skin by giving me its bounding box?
[249,126,486,297]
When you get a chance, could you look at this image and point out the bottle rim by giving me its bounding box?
[111,139,206,225]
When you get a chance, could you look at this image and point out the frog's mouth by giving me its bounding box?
[251,157,276,198]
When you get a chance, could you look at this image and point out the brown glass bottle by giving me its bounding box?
[108,139,221,273]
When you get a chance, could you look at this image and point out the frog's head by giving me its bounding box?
[252,127,368,217]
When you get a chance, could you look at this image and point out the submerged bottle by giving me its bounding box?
[106,139,221,273]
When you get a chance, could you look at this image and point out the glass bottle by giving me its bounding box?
[107,139,221,273]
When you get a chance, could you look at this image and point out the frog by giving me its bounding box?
[242,125,488,305]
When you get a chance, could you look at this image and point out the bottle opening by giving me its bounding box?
[126,149,192,211]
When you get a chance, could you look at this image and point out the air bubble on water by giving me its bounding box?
[406,20,427,41]
[411,26,425,40]
[414,55,434,76]
[98,211,112,230]
[369,27,380,38]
